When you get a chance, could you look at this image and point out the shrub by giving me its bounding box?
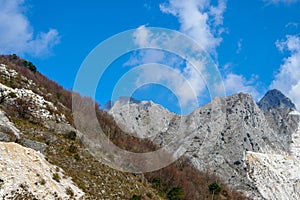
[13,98,34,119]
[66,187,74,196]
[40,179,46,185]
[68,143,77,153]
[74,153,81,161]
[65,131,77,140]
[10,54,18,60]
[167,187,184,200]
[8,92,17,98]
[152,177,161,189]
[208,182,221,195]
[52,173,60,182]
[130,194,142,200]
[22,60,37,72]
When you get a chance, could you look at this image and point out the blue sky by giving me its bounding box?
[1,0,300,114]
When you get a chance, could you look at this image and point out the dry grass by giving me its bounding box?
[0,54,250,200]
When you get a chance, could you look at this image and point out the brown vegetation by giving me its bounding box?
[0,54,250,199]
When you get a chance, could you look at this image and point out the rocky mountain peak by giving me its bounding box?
[258,89,296,111]
[108,96,175,138]
[115,96,141,105]
[107,89,300,199]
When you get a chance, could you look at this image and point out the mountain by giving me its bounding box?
[258,89,299,153]
[0,55,160,200]
[258,89,296,111]
[0,55,248,200]
[108,90,300,199]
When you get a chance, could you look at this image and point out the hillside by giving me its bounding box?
[0,54,248,200]
[108,87,300,199]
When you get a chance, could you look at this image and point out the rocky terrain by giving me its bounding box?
[246,151,300,200]
[0,56,161,200]
[0,55,251,200]
[109,89,300,199]
[0,141,84,199]
[2,54,297,199]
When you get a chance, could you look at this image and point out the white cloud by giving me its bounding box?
[0,0,60,56]
[160,0,226,54]
[223,73,260,100]
[285,22,298,29]
[132,25,152,48]
[264,0,300,5]
[134,63,205,113]
[125,0,228,108]
[271,35,300,109]
[127,25,217,110]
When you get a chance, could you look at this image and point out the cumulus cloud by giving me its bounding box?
[0,0,60,56]
[129,27,206,108]
[271,35,300,109]
[134,63,205,110]
[160,0,226,54]
[125,25,223,111]
[264,0,300,4]
[223,73,260,99]
[124,1,230,112]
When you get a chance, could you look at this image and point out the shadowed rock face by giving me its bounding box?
[108,91,300,199]
[258,89,300,153]
[258,89,296,111]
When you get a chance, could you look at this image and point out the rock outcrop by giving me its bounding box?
[0,142,85,199]
[246,151,300,200]
[107,91,300,199]
[0,58,162,200]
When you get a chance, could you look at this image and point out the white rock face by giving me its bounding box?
[0,64,18,78]
[291,123,300,158]
[108,91,300,199]
[0,109,21,139]
[246,151,300,200]
[109,97,176,138]
[0,63,66,123]
[246,121,300,200]
[0,82,66,123]
[0,142,85,199]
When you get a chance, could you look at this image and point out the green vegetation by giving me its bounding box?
[209,182,222,199]
[130,194,142,200]
[65,130,77,140]
[0,55,250,200]
[8,91,17,98]
[152,177,161,189]
[167,187,184,200]
[66,187,74,197]
[52,173,60,182]
[22,60,37,73]
[68,143,77,153]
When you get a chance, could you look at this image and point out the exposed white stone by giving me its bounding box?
[108,92,300,198]
[246,151,300,200]
[0,142,84,199]
[0,110,21,139]
[290,122,300,158]
[290,110,300,116]
[0,64,17,78]
[0,82,66,122]
[109,98,176,138]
